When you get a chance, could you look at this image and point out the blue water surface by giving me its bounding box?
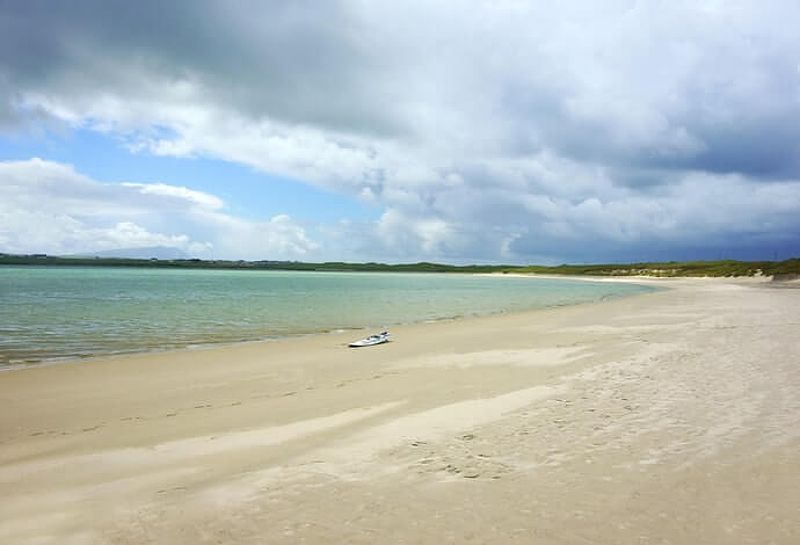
[0,267,654,366]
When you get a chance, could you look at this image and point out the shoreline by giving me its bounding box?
[19,270,782,373]
[1,273,657,372]
[2,277,798,544]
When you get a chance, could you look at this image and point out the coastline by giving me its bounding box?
[1,271,655,370]
[1,277,798,544]
[0,285,655,374]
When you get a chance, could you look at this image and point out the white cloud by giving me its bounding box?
[0,159,316,259]
[121,182,224,210]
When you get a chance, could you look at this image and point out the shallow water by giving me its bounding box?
[0,266,654,366]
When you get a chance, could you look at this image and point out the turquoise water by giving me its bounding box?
[0,266,654,366]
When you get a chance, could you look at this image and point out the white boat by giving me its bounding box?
[348,331,390,348]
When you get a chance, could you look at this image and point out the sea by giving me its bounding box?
[0,266,655,368]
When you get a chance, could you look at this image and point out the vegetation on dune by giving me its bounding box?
[0,253,798,278]
[0,254,509,273]
[513,258,800,278]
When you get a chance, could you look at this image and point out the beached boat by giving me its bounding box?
[348,331,390,348]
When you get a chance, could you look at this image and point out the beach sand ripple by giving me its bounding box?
[1,278,798,544]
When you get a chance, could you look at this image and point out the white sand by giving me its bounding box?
[1,277,798,544]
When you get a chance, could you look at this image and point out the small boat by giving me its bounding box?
[348,331,390,348]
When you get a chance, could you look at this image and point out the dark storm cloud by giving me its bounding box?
[510,230,800,264]
[0,0,397,134]
[493,21,800,181]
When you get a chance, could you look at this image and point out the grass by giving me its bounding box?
[512,259,800,277]
[1,253,798,278]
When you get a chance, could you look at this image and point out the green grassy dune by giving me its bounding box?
[1,253,798,278]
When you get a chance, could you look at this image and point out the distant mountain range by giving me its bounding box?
[67,246,191,260]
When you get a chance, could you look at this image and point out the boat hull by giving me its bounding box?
[348,332,390,348]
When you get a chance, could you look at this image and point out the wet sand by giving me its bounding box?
[1,277,798,544]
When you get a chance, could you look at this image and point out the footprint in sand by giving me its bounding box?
[81,424,103,432]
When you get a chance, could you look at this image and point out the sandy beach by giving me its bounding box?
[1,277,798,544]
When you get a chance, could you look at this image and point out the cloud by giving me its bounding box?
[120,182,224,210]
[0,158,317,259]
[2,1,800,262]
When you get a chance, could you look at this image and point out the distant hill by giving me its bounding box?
[68,246,191,260]
[515,259,800,278]
[1,253,798,277]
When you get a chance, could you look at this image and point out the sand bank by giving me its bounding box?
[1,278,798,544]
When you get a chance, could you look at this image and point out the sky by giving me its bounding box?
[1,0,799,264]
